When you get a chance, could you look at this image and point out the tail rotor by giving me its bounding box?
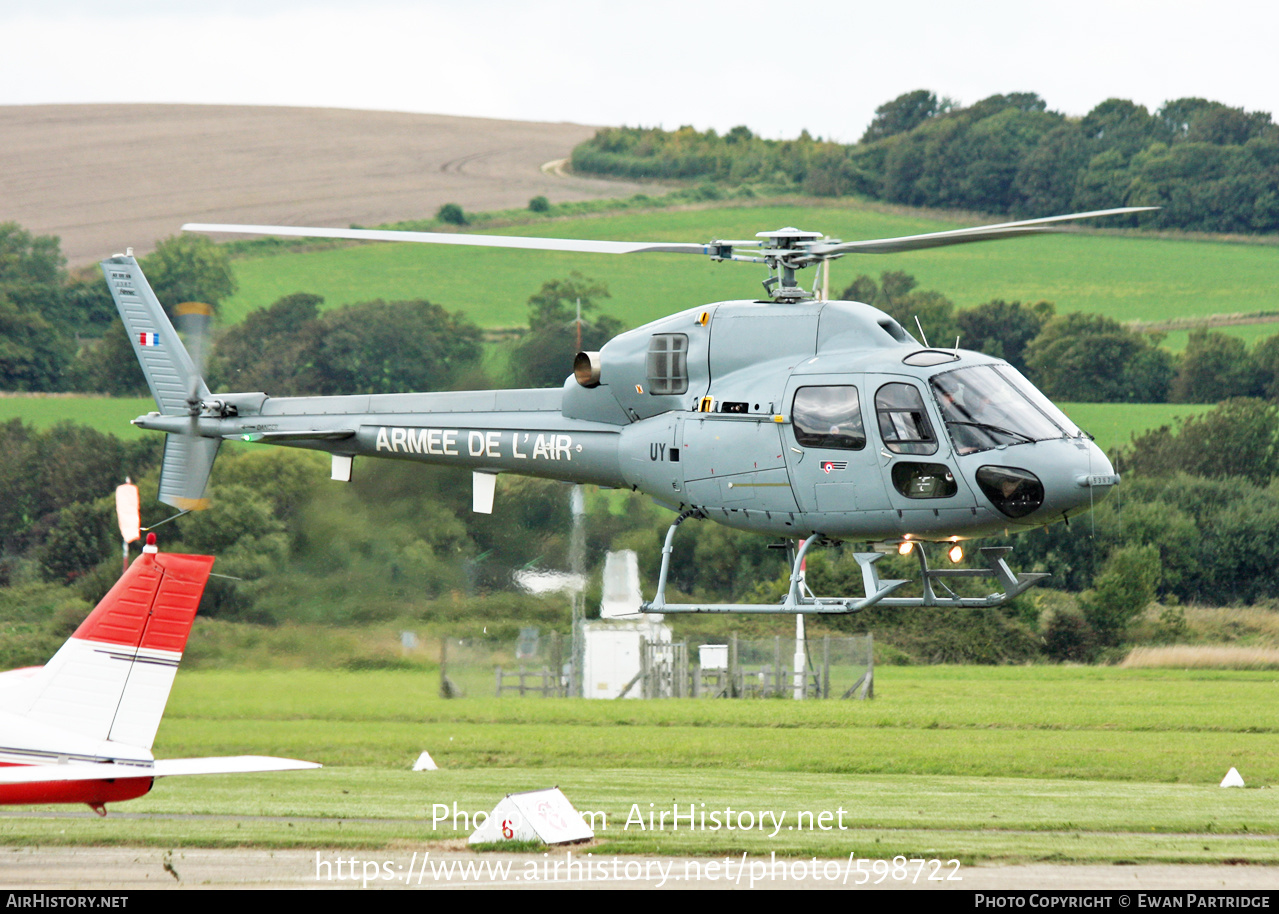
[174,301,215,430]
[101,256,222,511]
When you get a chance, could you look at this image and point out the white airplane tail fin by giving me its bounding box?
[0,538,320,813]
[11,538,212,750]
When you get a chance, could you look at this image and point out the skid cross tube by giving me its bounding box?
[871,545,1049,608]
[641,516,1048,614]
[641,518,909,615]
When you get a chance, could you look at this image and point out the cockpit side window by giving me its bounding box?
[875,382,938,455]
[646,334,689,395]
[792,386,865,450]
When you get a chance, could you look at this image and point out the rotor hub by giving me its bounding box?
[749,227,831,301]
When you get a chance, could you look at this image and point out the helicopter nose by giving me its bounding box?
[1038,438,1119,521]
[975,439,1119,526]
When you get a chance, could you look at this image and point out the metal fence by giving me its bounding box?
[434,632,567,698]
[447,630,873,700]
[663,634,873,700]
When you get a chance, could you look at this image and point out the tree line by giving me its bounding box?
[572,90,1279,234]
[0,225,240,394]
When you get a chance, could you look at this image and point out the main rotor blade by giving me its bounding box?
[183,223,709,256]
[186,205,1159,265]
[809,207,1158,256]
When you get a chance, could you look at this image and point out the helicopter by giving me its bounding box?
[102,207,1143,615]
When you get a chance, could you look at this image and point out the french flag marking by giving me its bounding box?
[139,332,160,347]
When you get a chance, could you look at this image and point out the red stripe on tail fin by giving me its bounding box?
[72,552,213,653]
[140,553,215,653]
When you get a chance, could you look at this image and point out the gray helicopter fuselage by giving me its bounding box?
[138,296,1117,543]
[599,297,1116,541]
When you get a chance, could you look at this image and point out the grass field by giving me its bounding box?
[3,667,1276,863]
[1159,322,1279,352]
[1057,402,1212,454]
[0,396,152,439]
[218,201,1279,330]
[1124,646,1279,670]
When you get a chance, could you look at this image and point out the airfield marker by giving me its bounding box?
[1219,767,1245,787]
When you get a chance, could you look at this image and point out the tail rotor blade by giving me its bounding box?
[173,302,214,413]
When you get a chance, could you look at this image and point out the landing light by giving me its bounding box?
[897,542,914,556]
[948,544,964,564]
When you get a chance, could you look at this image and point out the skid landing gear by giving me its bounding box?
[640,512,1048,615]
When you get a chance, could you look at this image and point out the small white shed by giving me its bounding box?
[580,619,671,699]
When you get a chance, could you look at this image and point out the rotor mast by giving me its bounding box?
[754,227,829,301]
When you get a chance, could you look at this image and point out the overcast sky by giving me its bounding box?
[3,0,1277,141]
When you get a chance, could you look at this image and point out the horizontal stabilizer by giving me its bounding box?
[151,756,322,777]
[233,429,356,442]
[0,756,319,784]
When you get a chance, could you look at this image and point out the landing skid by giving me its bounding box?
[640,512,1048,615]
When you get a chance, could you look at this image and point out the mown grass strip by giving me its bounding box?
[3,769,1275,862]
[162,668,1279,738]
[7,666,1275,862]
[152,718,1279,784]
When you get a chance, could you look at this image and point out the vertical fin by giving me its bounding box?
[14,550,214,750]
[102,255,219,510]
[158,435,221,511]
[101,255,209,417]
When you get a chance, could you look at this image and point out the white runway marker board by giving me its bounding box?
[468,788,594,845]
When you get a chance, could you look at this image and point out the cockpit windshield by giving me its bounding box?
[930,365,1081,455]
